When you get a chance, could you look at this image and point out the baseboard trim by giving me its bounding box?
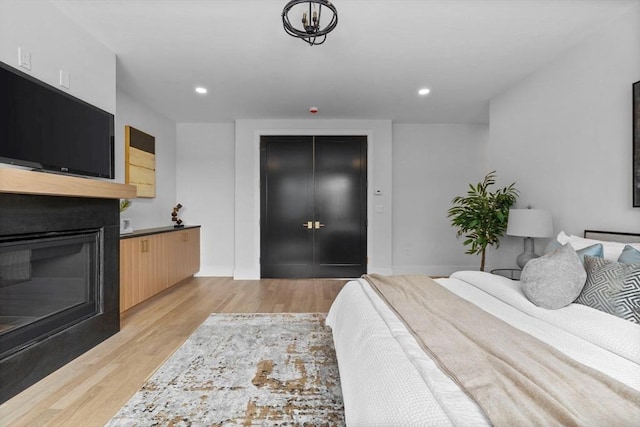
[196,266,234,277]
[233,268,260,280]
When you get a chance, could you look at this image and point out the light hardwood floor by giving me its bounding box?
[0,277,347,427]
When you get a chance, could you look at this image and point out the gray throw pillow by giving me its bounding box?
[575,255,640,324]
[520,243,587,309]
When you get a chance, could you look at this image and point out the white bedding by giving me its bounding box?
[325,271,640,426]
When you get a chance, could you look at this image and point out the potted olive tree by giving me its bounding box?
[447,171,518,271]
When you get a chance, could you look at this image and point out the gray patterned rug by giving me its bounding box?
[107,313,344,426]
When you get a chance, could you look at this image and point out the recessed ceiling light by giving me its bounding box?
[195,87,207,94]
[418,88,431,96]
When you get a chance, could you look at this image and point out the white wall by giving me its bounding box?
[116,89,178,230]
[0,0,115,114]
[176,123,236,276]
[392,124,491,275]
[178,121,492,278]
[8,0,637,278]
[0,1,179,232]
[234,119,393,279]
[489,4,640,269]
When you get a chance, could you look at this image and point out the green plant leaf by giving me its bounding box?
[447,171,519,271]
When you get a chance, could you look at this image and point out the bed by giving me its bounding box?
[326,230,640,426]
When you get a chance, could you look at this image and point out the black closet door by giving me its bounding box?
[314,136,367,278]
[260,135,367,278]
[260,136,314,278]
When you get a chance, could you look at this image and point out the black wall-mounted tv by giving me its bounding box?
[0,61,114,179]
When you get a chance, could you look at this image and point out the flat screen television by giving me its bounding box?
[0,61,114,179]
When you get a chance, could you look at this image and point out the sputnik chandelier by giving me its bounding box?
[282,0,338,46]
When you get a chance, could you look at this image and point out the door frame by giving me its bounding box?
[233,122,394,281]
[259,135,368,278]
[255,129,374,279]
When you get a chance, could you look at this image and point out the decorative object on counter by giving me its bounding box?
[171,203,184,228]
[120,218,134,234]
[120,199,133,234]
[125,125,156,198]
[119,199,132,213]
[447,171,519,271]
[507,207,553,268]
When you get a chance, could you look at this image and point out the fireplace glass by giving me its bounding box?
[0,230,101,359]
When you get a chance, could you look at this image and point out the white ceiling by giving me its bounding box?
[52,0,638,124]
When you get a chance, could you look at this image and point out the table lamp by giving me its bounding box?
[506,208,553,268]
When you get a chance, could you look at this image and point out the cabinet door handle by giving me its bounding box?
[302,221,313,229]
[315,221,325,229]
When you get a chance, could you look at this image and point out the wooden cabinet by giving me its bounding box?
[120,233,168,310]
[165,227,200,286]
[120,226,200,312]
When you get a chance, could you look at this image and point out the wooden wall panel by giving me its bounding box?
[125,126,156,198]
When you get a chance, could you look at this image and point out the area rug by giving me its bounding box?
[106,313,345,426]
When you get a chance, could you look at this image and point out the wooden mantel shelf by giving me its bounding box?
[0,167,137,199]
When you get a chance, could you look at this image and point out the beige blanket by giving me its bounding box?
[364,274,640,427]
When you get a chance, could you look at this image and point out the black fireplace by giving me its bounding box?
[0,193,120,403]
[0,230,101,358]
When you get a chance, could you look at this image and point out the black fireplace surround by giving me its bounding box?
[0,193,120,403]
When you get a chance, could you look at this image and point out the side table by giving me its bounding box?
[490,268,522,280]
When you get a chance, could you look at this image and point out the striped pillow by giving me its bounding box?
[575,255,640,324]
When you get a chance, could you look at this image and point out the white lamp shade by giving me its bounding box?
[506,209,553,238]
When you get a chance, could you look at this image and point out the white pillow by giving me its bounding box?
[555,231,640,262]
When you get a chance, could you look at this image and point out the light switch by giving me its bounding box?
[18,47,31,70]
[59,69,70,89]
[375,205,384,214]
[374,189,382,196]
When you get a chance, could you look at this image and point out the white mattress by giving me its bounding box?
[325,271,640,426]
